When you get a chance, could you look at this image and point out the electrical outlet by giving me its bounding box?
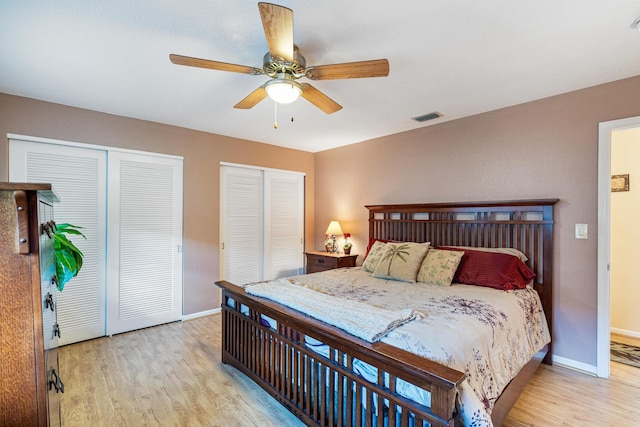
[575,224,588,239]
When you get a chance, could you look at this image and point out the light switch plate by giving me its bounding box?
[575,224,588,239]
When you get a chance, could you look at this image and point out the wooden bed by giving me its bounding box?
[216,199,557,426]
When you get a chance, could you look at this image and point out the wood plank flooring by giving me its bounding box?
[60,315,640,426]
[60,315,303,426]
[611,332,640,348]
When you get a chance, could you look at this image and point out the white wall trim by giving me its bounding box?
[220,161,306,176]
[610,327,640,340]
[182,308,220,321]
[552,355,597,377]
[597,115,640,379]
[8,133,184,160]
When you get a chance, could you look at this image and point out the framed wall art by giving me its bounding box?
[611,174,629,192]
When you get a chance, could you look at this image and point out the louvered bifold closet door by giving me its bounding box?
[264,170,304,279]
[9,139,107,345]
[107,151,183,336]
[220,166,264,285]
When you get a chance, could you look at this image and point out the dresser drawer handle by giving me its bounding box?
[49,369,64,393]
[14,191,30,254]
[317,259,324,264]
[41,222,53,239]
[45,292,55,312]
[48,369,58,391]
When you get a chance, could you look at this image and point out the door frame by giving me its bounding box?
[597,115,640,378]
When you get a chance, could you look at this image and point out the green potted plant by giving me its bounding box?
[53,223,86,291]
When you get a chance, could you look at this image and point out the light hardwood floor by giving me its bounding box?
[60,315,640,427]
[611,332,640,348]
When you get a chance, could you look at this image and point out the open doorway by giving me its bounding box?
[597,116,640,378]
[610,126,640,368]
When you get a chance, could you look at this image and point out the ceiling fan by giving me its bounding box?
[169,2,389,114]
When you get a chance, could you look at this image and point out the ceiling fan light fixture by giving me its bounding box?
[265,77,302,104]
[171,3,387,114]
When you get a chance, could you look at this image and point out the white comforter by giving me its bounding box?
[246,277,421,342]
[270,267,551,427]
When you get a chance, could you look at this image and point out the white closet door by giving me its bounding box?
[107,151,183,335]
[9,139,107,345]
[220,166,263,284]
[264,170,304,279]
[220,164,304,285]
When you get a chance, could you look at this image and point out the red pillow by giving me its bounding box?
[438,247,536,290]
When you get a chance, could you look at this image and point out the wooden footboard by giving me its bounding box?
[217,280,466,427]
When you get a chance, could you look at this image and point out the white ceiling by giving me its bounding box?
[1,1,639,153]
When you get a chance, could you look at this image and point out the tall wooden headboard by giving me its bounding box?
[366,199,558,363]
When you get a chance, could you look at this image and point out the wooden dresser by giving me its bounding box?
[0,183,62,426]
[305,251,358,274]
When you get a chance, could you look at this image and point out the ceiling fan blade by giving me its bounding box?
[306,59,389,80]
[170,54,261,75]
[234,86,268,109]
[258,2,294,62]
[300,83,342,114]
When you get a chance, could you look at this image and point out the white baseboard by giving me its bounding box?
[610,327,640,339]
[182,308,220,321]
[552,354,597,376]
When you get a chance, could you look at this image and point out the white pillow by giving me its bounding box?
[372,242,430,283]
[416,249,464,286]
[361,241,389,272]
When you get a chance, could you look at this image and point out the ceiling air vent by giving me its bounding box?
[412,112,442,123]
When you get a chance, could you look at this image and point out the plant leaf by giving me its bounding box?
[56,223,86,237]
[54,234,84,257]
[53,223,86,290]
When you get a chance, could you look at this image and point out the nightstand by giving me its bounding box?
[305,251,358,274]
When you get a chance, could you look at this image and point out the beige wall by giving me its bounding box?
[314,75,640,367]
[0,93,315,315]
[611,127,640,336]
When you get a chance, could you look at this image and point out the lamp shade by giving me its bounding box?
[325,221,343,236]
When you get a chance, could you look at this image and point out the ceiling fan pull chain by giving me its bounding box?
[274,101,278,129]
